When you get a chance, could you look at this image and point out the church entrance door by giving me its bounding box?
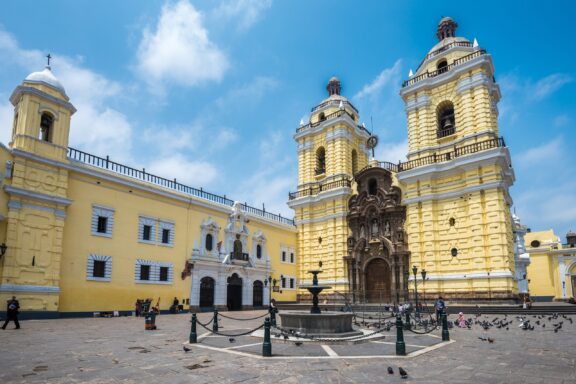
[227,273,243,311]
[199,277,215,309]
[365,258,391,303]
[253,280,263,307]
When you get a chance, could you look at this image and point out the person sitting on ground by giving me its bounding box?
[457,312,466,328]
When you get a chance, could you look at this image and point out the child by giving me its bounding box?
[457,312,466,328]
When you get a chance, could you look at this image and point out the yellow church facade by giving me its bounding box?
[0,17,535,318]
[0,67,299,317]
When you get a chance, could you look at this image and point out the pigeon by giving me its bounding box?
[229,338,236,343]
[478,336,487,341]
[399,367,408,379]
[294,341,303,346]
[487,338,495,343]
[183,346,191,352]
[387,367,394,374]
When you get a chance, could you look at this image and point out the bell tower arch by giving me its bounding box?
[398,17,516,301]
[0,62,75,317]
[288,77,370,297]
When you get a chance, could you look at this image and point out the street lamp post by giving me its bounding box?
[421,269,427,305]
[412,265,420,318]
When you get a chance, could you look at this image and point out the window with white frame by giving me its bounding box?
[86,254,112,281]
[91,205,114,237]
[290,252,295,263]
[134,259,173,284]
[159,220,174,246]
[282,250,286,262]
[139,216,156,243]
[280,276,296,290]
[138,217,175,246]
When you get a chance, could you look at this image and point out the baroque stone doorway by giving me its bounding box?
[253,280,263,307]
[365,258,391,302]
[227,273,243,311]
[199,276,215,308]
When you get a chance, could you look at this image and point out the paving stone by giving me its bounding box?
[0,311,575,383]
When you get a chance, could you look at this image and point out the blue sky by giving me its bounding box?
[0,1,575,238]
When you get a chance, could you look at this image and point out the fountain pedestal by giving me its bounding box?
[277,268,361,338]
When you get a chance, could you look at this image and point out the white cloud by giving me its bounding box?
[145,154,218,186]
[0,29,133,161]
[531,74,573,100]
[136,0,229,93]
[0,97,13,146]
[353,60,402,100]
[214,0,273,31]
[515,137,563,168]
[376,139,408,163]
[215,76,278,109]
[500,72,573,102]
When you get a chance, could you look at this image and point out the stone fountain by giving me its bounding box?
[278,268,361,338]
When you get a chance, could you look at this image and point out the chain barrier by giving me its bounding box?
[196,319,266,337]
[196,316,214,327]
[271,323,392,343]
[218,311,270,321]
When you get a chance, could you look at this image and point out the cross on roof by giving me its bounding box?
[46,53,52,66]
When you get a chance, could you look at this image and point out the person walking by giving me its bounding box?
[434,296,445,322]
[2,296,21,330]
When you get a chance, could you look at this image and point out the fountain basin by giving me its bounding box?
[279,311,362,338]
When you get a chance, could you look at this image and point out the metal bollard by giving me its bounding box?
[213,310,219,333]
[189,313,197,344]
[441,309,450,341]
[263,317,272,357]
[270,307,277,327]
[396,314,406,356]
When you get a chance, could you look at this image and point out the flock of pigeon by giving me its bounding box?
[448,312,574,343]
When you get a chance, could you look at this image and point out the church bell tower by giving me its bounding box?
[0,62,75,316]
[397,18,517,301]
[288,77,370,297]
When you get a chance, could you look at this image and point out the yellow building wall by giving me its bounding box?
[59,169,298,313]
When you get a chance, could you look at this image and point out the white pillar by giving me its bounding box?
[215,272,227,307]
[190,269,200,308]
[244,277,253,307]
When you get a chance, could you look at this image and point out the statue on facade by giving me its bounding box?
[384,220,391,236]
[371,219,379,237]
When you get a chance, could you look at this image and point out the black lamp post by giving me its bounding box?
[421,269,427,303]
[412,265,420,318]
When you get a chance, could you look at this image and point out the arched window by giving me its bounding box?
[351,149,358,175]
[316,147,326,175]
[319,112,326,121]
[205,233,213,251]
[256,244,262,259]
[40,112,54,142]
[437,59,448,74]
[368,178,378,195]
[437,101,455,138]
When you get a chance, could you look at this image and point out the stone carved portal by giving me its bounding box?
[227,273,243,311]
[346,167,409,303]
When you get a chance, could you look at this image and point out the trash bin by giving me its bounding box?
[144,312,157,330]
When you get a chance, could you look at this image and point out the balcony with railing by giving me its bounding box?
[289,177,351,200]
[296,109,371,136]
[311,99,359,114]
[67,147,295,226]
[230,252,250,262]
[424,41,473,61]
[402,49,487,88]
[437,126,456,139]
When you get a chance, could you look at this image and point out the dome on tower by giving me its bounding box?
[24,66,66,94]
[426,17,471,56]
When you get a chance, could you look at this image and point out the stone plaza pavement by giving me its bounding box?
[0,310,575,383]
